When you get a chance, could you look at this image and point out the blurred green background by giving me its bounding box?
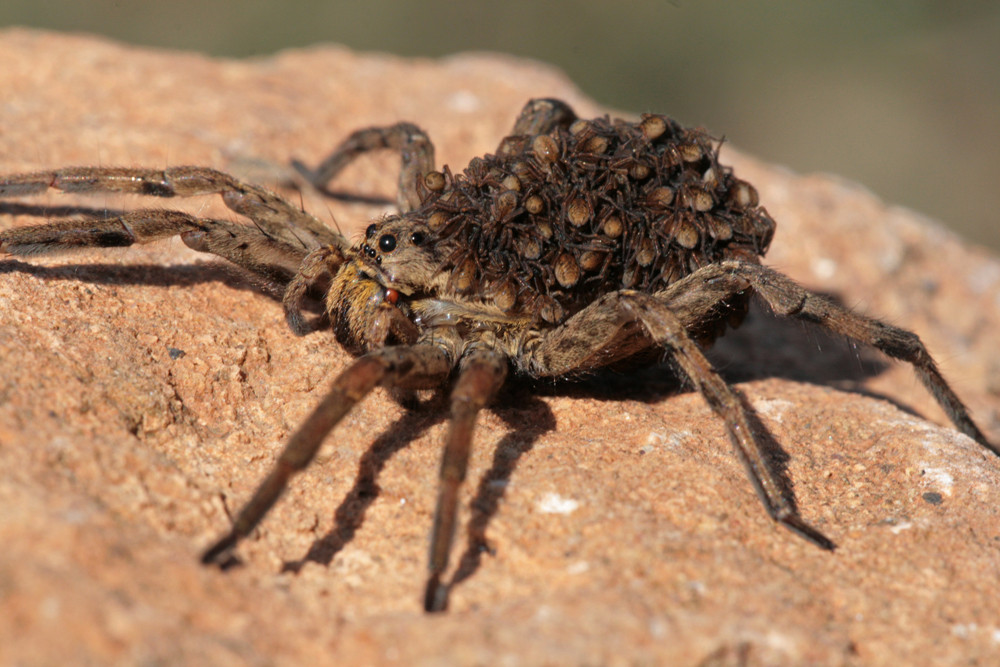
[2,0,998,251]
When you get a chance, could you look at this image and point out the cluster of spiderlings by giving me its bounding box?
[415,112,775,324]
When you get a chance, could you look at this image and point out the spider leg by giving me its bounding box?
[509,98,578,136]
[493,99,579,159]
[526,290,836,550]
[281,244,345,334]
[661,260,996,456]
[0,208,309,285]
[424,347,508,612]
[0,165,342,250]
[201,343,452,567]
[293,122,436,213]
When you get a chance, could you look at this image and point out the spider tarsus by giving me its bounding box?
[284,309,309,336]
[423,574,448,613]
[956,417,998,457]
[778,513,837,551]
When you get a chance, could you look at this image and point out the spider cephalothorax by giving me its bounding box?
[0,98,994,612]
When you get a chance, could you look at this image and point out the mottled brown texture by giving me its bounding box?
[1,28,999,665]
[393,103,774,322]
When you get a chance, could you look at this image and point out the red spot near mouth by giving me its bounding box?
[385,288,399,305]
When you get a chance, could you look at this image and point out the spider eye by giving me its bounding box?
[378,234,397,253]
[366,223,377,238]
[410,231,426,246]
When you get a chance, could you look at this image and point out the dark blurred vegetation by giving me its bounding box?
[2,1,997,251]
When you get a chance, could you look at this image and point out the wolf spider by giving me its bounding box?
[0,99,995,612]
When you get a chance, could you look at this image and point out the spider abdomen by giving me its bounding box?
[417,111,776,325]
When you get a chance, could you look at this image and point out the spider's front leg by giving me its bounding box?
[525,289,837,550]
[201,343,453,567]
[0,165,342,249]
[0,206,309,285]
[424,347,508,612]
[0,166,348,286]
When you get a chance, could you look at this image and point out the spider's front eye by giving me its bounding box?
[410,231,426,246]
[366,223,377,238]
[379,234,397,253]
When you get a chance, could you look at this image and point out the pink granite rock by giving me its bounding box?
[1,28,999,666]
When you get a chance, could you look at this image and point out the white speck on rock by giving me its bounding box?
[951,623,977,639]
[966,261,1000,296]
[889,520,912,534]
[537,492,579,515]
[642,429,690,453]
[921,467,955,496]
[752,398,794,422]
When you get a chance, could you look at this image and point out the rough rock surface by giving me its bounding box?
[1,29,999,666]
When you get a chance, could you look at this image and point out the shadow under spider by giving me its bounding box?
[0,201,128,220]
[0,257,262,291]
[531,369,800,514]
[0,258,331,319]
[280,388,557,603]
[446,392,556,596]
[281,408,445,573]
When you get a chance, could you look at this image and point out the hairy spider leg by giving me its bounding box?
[0,206,308,284]
[645,260,993,454]
[424,347,508,612]
[0,165,342,250]
[201,343,453,566]
[0,166,353,284]
[292,97,578,215]
[293,122,436,213]
[525,287,837,550]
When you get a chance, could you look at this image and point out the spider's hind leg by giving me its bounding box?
[509,98,578,136]
[524,289,836,550]
[678,260,996,455]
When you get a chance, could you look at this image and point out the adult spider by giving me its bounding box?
[0,99,994,612]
